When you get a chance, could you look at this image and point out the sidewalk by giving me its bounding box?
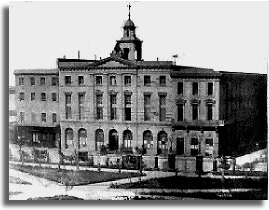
[9,161,266,200]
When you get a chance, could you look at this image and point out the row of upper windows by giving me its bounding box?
[18,76,58,86]
[64,75,167,86]
[19,92,57,102]
[177,82,214,96]
[19,112,57,123]
[177,103,214,121]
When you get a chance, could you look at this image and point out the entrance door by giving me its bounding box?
[109,129,118,151]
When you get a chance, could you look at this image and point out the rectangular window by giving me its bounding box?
[110,107,117,120]
[205,138,213,146]
[191,138,199,156]
[78,93,86,120]
[110,95,117,120]
[19,77,24,86]
[65,93,72,119]
[41,93,46,101]
[110,95,117,105]
[51,77,58,86]
[177,104,184,121]
[52,93,57,102]
[159,95,166,121]
[160,95,166,106]
[96,107,103,120]
[31,92,35,101]
[178,82,183,95]
[79,106,85,120]
[208,82,213,96]
[41,113,46,122]
[176,138,184,155]
[124,94,131,121]
[205,138,214,156]
[78,93,85,104]
[144,94,151,106]
[192,82,198,95]
[78,76,84,85]
[40,77,45,86]
[66,106,72,119]
[65,76,71,86]
[125,95,131,105]
[207,104,213,120]
[96,95,103,105]
[192,104,198,120]
[159,76,166,86]
[96,76,102,85]
[65,93,71,104]
[144,107,151,121]
[144,94,151,121]
[19,92,24,101]
[30,77,35,86]
[31,113,36,122]
[20,112,25,122]
[52,113,57,123]
[124,76,131,86]
[160,107,166,121]
[110,76,117,86]
[144,75,151,86]
[96,94,103,120]
[125,107,131,121]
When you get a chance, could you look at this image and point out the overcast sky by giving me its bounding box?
[9,1,268,86]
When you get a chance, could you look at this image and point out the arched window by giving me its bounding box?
[95,129,104,151]
[123,130,132,150]
[78,128,87,149]
[65,128,74,149]
[157,131,168,155]
[143,130,153,154]
[109,129,118,151]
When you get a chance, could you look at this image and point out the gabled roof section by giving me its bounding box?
[90,56,137,68]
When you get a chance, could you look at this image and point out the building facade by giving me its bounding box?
[14,69,60,148]
[219,72,267,157]
[12,14,266,165]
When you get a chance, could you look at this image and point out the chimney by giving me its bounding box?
[78,50,80,59]
[63,55,66,59]
[94,54,97,60]
[157,57,159,61]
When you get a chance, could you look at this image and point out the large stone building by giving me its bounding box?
[13,13,266,168]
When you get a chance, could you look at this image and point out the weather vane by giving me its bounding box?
[127,2,131,19]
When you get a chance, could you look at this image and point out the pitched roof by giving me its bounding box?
[171,65,221,78]
[14,69,59,75]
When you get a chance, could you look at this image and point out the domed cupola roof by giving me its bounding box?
[123,19,136,29]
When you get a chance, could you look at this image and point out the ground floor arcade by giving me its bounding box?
[60,123,219,158]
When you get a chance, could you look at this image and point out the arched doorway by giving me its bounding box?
[65,128,74,149]
[157,131,168,155]
[143,130,153,154]
[95,129,104,151]
[109,129,118,151]
[78,128,87,149]
[123,130,132,151]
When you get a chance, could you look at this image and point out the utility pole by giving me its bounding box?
[19,112,23,164]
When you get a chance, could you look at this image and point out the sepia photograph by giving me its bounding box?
[8,0,268,201]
